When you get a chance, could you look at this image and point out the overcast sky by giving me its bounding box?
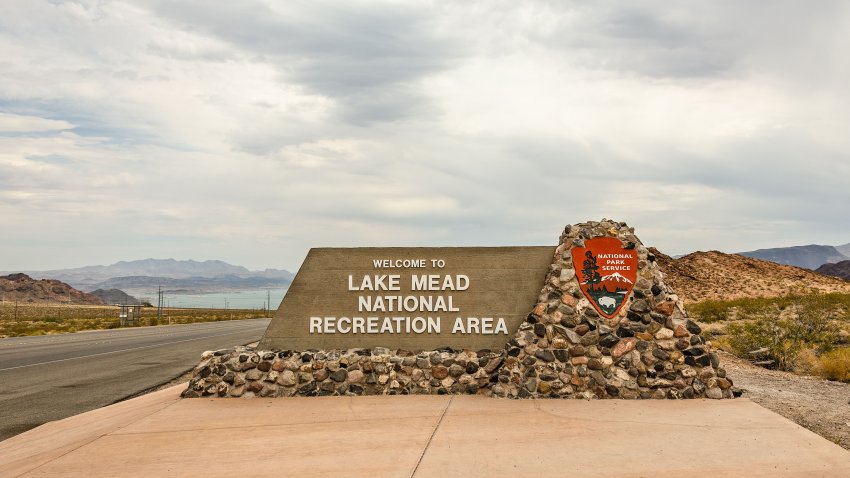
[2,1,849,271]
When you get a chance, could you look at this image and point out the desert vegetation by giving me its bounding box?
[0,303,267,338]
[689,291,850,382]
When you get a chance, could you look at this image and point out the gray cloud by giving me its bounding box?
[1,0,849,270]
[144,0,461,125]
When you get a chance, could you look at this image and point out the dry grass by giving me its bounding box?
[0,302,267,338]
[816,348,850,383]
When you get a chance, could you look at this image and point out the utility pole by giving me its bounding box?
[14,299,18,322]
[267,289,271,316]
[157,286,163,324]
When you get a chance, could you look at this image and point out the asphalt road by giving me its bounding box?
[0,318,271,441]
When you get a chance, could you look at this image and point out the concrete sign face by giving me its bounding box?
[571,237,637,319]
[258,247,554,351]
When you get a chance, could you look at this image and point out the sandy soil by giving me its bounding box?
[720,350,850,450]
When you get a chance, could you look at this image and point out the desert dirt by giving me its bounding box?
[720,350,850,450]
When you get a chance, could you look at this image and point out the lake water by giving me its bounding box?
[126,289,288,310]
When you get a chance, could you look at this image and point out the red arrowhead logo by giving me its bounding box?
[571,237,638,319]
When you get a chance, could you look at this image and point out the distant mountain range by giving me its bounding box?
[737,244,849,270]
[816,261,850,281]
[4,259,294,292]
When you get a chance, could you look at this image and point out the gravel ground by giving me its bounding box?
[720,350,850,450]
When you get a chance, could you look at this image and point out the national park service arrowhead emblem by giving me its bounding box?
[571,237,638,319]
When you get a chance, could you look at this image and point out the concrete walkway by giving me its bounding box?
[1,385,848,477]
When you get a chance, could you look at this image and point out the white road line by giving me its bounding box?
[0,329,258,372]
[0,319,269,348]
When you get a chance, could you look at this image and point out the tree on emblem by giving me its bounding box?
[582,251,602,292]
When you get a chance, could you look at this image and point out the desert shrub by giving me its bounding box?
[724,298,839,372]
[688,300,729,323]
[689,292,850,325]
[815,348,850,382]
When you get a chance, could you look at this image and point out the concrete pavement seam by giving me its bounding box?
[410,396,453,478]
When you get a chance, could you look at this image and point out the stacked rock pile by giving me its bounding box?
[181,346,506,398]
[494,221,732,399]
[182,220,733,400]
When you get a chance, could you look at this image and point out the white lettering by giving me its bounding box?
[452,317,465,334]
[361,275,373,291]
[434,295,447,311]
[358,295,371,312]
[372,259,427,268]
[324,316,336,333]
[411,275,471,291]
[411,275,427,290]
[456,275,469,291]
[441,275,455,290]
[310,316,452,335]
[448,295,459,312]
[404,296,418,312]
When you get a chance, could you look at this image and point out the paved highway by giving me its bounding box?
[0,318,271,441]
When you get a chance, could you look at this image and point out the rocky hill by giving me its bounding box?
[738,244,847,270]
[89,288,141,305]
[816,260,850,281]
[0,274,104,305]
[650,249,850,303]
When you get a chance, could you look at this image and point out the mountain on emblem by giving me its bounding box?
[599,272,633,284]
[571,237,638,319]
